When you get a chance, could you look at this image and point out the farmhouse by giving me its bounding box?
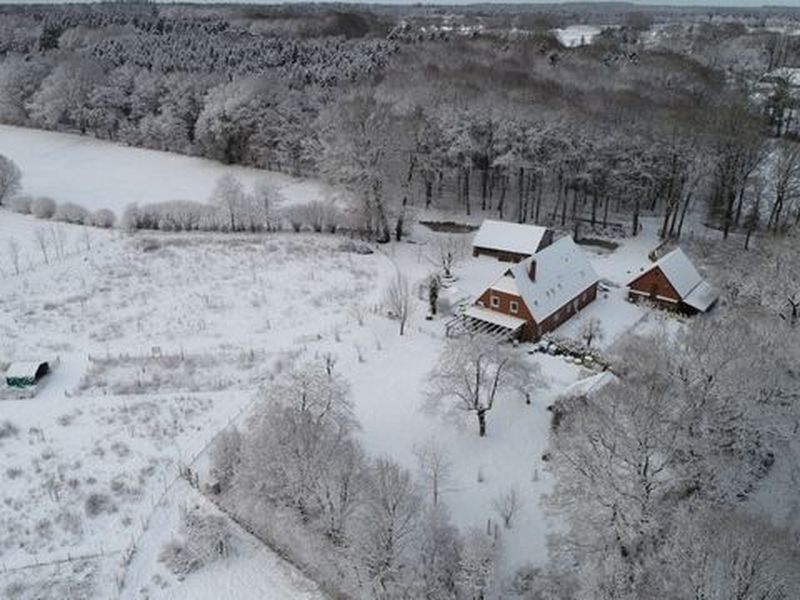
[472,220,554,262]
[464,236,599,341]
[627,248,719,313]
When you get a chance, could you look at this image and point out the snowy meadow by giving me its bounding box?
[1,2,799,598]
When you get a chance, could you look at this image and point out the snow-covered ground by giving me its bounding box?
[551,25,604,48]
[0,125,331,216]
[0,128,672,597]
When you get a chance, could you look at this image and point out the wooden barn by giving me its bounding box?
[627,248,719,314]
[472,220,554,262]
[463,236,599,342]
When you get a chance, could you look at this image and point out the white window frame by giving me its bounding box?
[509,300,519,314]
[490,295,500,308]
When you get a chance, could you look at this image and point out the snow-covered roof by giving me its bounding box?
[505,236,599,322]
[655,248,703,298]
[464,305,527,331]
[6,361,47,380]
[472,220,549,257]
[560,371,617,399]
[634,248,719,312]
[489,275,519,295]
[683,280,719,313]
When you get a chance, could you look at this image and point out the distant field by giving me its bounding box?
[0,125,330,216]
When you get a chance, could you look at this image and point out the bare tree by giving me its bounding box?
[428,334,534,437]
[6,238,20,275]
[768,141,800,232]
[50,225,66,260]
[318,93,398,243]
[456,529,498,600]
[414,437,453,506]
[33,228,49,264]
[579,317,604,349]
[428,235,465,280]
[359,457,422,593]
[491,486,520,528]
[251,180,283,230]
[211,174,245,231]
[384,270,413,336]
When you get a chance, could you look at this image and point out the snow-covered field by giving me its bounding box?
[0,125,330,216]
[0,204,666,599]
[552,25,604,48]
[0,129,672,599]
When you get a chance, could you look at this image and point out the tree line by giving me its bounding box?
[1,4,799,243]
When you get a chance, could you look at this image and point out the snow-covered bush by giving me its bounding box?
[0,154,21,203]
[338,239,374,254]
[0,420,19,440]
[283,201,343,234]
[122,200,216,232]
[31,196,56,219]
[7,195,32,214]
[159,506,234,578]
[54,202,90,224]
[90,208,116,228]
[284,204,306,232]
[84,492,116,517]
[210,427,241,492]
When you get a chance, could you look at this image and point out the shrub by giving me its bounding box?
[0,154,21,203]
[159,508,233,577]
[7,195,32,214]
[84,492,116,517]
[0,420,19,440]
[90,208,116,228]
[31,196,56,219]
[54,202,90,224]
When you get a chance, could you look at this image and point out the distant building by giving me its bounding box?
[472,220,554,262]
[627,248,719,314]
[463,236,599,341]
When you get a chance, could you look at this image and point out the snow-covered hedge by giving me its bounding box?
[53,202,90,225]
[90,208,116,229]
[7,195,32,214]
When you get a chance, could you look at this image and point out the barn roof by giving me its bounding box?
[654,248,704,298]
[635,248,719,311]
[683,280,719,313]
[504,236,599,322]
[472,220,549,256]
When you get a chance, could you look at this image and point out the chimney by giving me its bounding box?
[528,259,537,282]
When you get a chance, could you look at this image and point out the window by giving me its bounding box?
[510,300,519,314]
[490,296,500,308]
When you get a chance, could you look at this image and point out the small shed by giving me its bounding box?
[472,220,554,262]
[627,248,719,314]
[6,361,50,389]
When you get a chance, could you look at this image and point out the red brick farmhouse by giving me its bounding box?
[462,236,599,342]
[472,220,554,262]
[627,248,719,313]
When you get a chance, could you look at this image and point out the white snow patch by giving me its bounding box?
[0,125,332,216]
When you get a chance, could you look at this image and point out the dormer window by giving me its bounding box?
[490,296,500,308]
[510,300,519,314]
